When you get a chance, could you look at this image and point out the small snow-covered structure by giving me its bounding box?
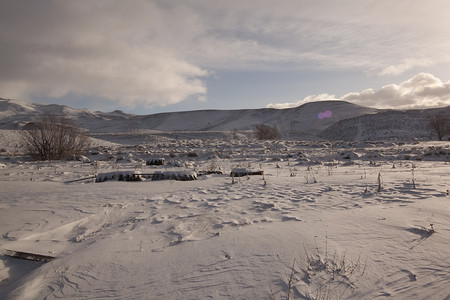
[95,171,143,182]
[150,170,197,181]
[230,168,264,177]
[95,170,197,182]
[146,158,165,166]
[340,151,359,160]
[198,170,225,176]
[4,249,55,262]
[187,152,199,157]
[74,155,90,163]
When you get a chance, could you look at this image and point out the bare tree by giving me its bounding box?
[22,113,90,160]
[230,128,239,140]
[429,114,450,141]
[254,124,281,140]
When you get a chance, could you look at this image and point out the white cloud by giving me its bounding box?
[267,94,336,109]
[1,1,450,109]
[340,73,450,108]
[267,73,450,109]
[183,1,450,74]
[378,59,433,76]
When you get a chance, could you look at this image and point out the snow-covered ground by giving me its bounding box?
[1,133,450,299]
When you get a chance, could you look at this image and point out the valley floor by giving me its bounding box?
[1,139,450,299]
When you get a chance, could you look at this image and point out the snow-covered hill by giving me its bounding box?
[0,98,377,135]
[134,101,378,134]
[0,98,134,132]
[1,98,448,141]
[319,107,450,141]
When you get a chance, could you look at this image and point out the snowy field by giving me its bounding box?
[1,133,450,299]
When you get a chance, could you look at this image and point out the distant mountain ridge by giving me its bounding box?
[0,98,448,140]
[0,98,377,135]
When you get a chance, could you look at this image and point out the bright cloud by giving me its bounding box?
[1,1,450,110]
[267,94,336,109]
[268,73,450,109]
[341,73,450,108]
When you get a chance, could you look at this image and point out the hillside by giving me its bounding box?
[318,107,450,141]
[133,101,378,134]
[1,98,448,141]
[0,98,377,135]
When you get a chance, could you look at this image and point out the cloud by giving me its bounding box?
[0,0,208,109]
[341,73,450,108]
[378,59,433,76]
[1,1,450,109]
[267,73,450,109]
[184,1,450,74]
[267,94,336,109]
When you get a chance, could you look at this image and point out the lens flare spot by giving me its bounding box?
[318,110,332,120]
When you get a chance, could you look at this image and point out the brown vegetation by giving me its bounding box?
[21,113,90,160]
[429,114,450,141]
[254,124,281,140]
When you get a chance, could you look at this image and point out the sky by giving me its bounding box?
[1,0,450,114]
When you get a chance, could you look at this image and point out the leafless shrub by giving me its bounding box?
[303,247,365,286]
[21,113,90,160]
[305,166,317,183]
[377,172,383,192]
[407,223,435,238]
[289,168,297,177]
[326,166,333,176]
[231,128,239,140]
[429,114,450,141]
[286,258,296,300]
[361,168,366,179]
[254,124,281,140]
[207,160,219,172]
[411,166,416,189]
[275,237,366,300]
